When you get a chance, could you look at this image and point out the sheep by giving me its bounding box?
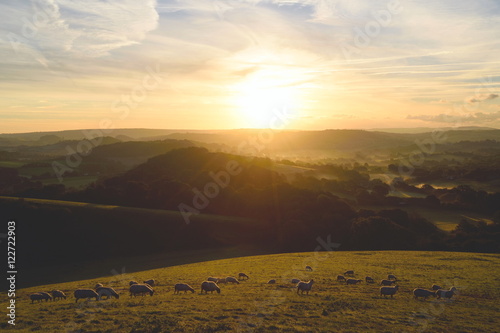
[346,279,362,285]
[238,273,249,280]
[297,279,314,295]
[96,287,119,300]
[94,283,104,289]
[380,285,399,298]
[201,281,221,294]
[305,265,313,271]
[207,277,218,283]
[74,289,100,303]
[413,288,436,300]
[380,279,396,286]
[337,275,346,282]
[129,284,154,297]
[144,279,156,287]
[268,279,276,284]
[129,281,138,286]
[30,293,51,303]
[431,284,442,291]
[51,290,67,301]
[436,287,457,299]
[365,276,375,284]
[226,276,240,284]
[174,283,195,294]
[388,274,398,281]
[39,292,53,301]
[344,270,354,276]
[291,278,301,284]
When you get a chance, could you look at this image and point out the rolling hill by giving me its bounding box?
[8,251,500,332]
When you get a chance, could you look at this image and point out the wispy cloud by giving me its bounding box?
[466,93,499,103]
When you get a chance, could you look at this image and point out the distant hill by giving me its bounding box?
[368,126,498,133]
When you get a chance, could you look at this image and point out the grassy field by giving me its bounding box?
[5,251,500,332]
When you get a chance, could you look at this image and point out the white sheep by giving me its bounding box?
[305,266,313,271]
[238,273,249,280]
[380,279,396,286]
[174,283,195,294]
[388,274,397,281]
[207,277,218,283]
[144,279,156,287]
[297,279,314,295]
[268,279,276,284]
[129,284,154,297]
[30,293,51,303]
[291,278,301,284]
[380,285,399,298]
[201,281,221,294]
[94,283,104,289]
[39,292,52,301]
[337,275,346,282]
[129,281,138,286]
[436,287,457,299]
[413,288,436,300]
[51,290,67,301]
[365,276,374,284]
[346,279,362,285]
[431,284,442,291]
[226,276,240,284]
[96,287,120,299]
[74,289,100,303]
[344,270,354,276]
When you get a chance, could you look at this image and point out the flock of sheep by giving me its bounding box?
[332,269,457,300]
[29,267,457,304]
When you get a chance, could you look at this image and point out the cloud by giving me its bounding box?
[407,110,500,123]
[466,93,499,103]
[3,0,159,59]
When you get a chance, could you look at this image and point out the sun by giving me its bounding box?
[231,71,301,128]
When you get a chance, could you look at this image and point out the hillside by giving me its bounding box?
[8,251,500,332]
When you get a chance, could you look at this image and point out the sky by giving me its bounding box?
[1,0,500,133]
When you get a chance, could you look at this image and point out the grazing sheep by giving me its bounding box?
[201,281,221,294]
[207,277,218,283]
[380,279,396,286]
[346,279,362,285]
[380,285,399,298]
[238,273,249,280]
[431,284,442,291]
[365,276,374,284]
[129,284,154,297]
[30,293,51,303]
[226,276,240,284]
[174,283,195,294]
[94,283,104,289]
[413,288,436,300]
[388,274,398,281]
[268,279,276,284]
[305,266,313,271]
[74,289,99,303]
[337,275,346,282]
[51,290,67,301]
[436,287,457,299]
[96,287,120,300]
[129,281,138,286]
[39,292,53,301]
[144,279,156,287]
[291,278,301,284]
[297,279,314,295]
[344,270,354,276]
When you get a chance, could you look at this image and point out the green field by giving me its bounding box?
[6,251,500,332]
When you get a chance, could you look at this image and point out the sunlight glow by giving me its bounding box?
[231,70,302,128]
